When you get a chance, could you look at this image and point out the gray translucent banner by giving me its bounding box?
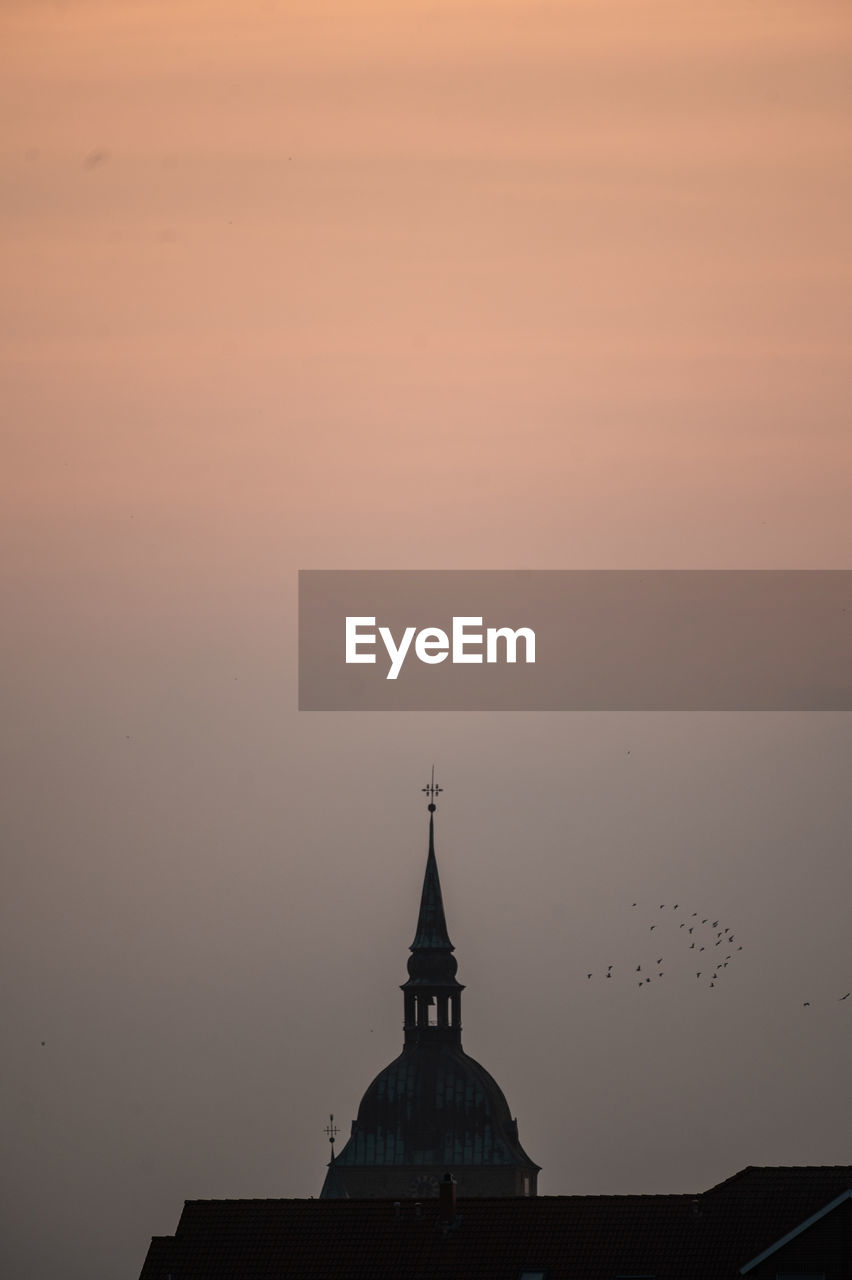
[298,570,852,710]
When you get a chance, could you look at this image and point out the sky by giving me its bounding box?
[2,1,851,1276]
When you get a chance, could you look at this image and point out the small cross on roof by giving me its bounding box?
[422,766,443,811]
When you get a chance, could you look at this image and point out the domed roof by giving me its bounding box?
[334,1041,537,1170]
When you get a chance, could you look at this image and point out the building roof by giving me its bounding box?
[138,1166,852,1280]
[696,1164,852,1274]
[318,1151,349,1200]
[139,1192,695,1280]
[739,1187,852,1273]
[333,1041,539,1169]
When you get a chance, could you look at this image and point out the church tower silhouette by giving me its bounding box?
[320,780,540,1198]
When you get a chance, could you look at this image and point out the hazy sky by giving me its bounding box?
[2,2,851,1277]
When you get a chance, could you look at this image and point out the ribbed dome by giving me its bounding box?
[335,1042,533,1169]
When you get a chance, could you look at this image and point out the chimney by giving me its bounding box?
[439,1172,457,1222]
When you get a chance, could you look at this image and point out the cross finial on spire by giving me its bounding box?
[422,765,443,812]
[324,1114,339,1154]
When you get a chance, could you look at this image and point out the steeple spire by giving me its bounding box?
[319,1114,349,1200]
[410,796,453,951]
[402,773,464,1044]
[320,782,541,1198]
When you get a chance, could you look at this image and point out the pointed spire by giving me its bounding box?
[320,1114,350,1199]
[402,774,463,1049]
[410,808,454,951]
[412,770,453,952]
[324,1114,339,1155]
[319,1113,350,1199]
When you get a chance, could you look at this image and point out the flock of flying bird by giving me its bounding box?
[583,901,850,1006]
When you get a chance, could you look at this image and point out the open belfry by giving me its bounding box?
[321,775,540,1198]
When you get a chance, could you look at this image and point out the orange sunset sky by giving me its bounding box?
[2,3,851,1278]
